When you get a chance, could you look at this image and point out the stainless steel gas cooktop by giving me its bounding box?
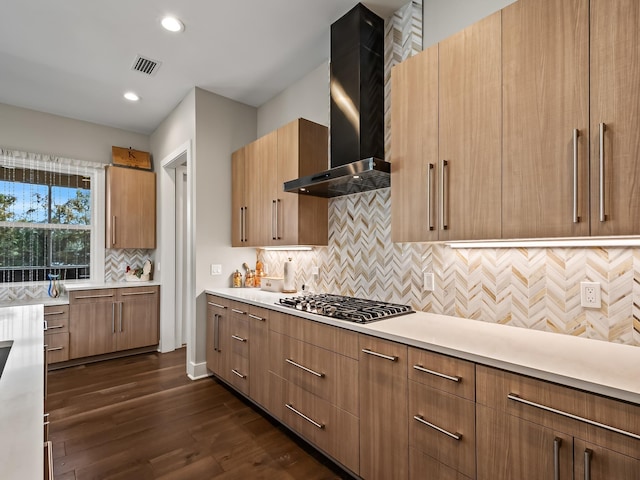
[278,294,414,323]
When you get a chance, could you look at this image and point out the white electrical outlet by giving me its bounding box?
[210,264,222,276]
[423,272,435,292]
[580,281,601,308]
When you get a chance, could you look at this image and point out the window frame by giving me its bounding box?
[0,157,104,286]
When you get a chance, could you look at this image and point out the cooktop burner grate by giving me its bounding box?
[278,294,414,323]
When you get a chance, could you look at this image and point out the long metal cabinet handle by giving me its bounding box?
[242,207,247,242]
[362,348,398,362]
[440,160,448,230]
[573,129,580,223]
[285,403,325,430]
[207,302,227,309]
[231,334,246,342]
[413,415,461,441]
[276,199,282,240]
[214,314,220,351]
[112,303,116,333]
[44,310,65,316]
[599,123,606,222]
[508,393,640,440]
[427,163,434,231]
[413,364,460,382]
[231,308,246,315]
[75,294,114,299]
[46,324,65,330]
[553,437,562,480]
[239,207,243,242]
[120,291,156,296]
[47,346,64,352]
[231,369,246,379]
[112,216,117,245]
[286,358,325,378]
[119,302,123,332]
[248,313,265,321]
[584,449,592,480]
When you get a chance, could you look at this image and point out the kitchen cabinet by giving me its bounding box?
[408,348,476,479]
[44,305,69,364]
[227,301,250,394]
[391,12,501,242]
[589,0,640,235]
[69,286,159,359]
[205,295,230,378]
[105,166,156,249]
[248,305,270,408]
[359,335,408,480]
[476,365,640,480]
[502,0,590,238]
[231,118,328,247]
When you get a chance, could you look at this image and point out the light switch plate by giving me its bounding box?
[210,264,222,276]
[423,272,435,291]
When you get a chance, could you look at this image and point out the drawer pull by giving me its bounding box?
[508,393,640,440]
[584,448,593,480]
[231,308,246,315]
[46,346,64,352]
[413,364,460,383]
[248,313,265,321]
[554,437,562,480]
[413,415,462,441]
[231,369,246,379]
[231,335,247,342]
[362,348,397,362]
[285,358,325,378]
[44,310,66,316]
[285,403,325,430]
[120,291,156,296]
[207,302,227,309]
[46,324,65,330]
[75,293,114,299]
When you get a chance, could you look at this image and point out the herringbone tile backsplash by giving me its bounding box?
[259,188,640,347]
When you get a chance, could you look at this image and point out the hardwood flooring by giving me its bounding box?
[47,348,353,480]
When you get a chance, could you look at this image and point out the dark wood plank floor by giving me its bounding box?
[47,348,353,480]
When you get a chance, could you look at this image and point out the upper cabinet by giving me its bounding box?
[501,0,590,238]
[232,118,329,247]
[392,0,640,241]
[391,12,502,242]
[589,0,640,235]
[105,166,156,249]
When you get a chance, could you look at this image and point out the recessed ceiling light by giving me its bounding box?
[124,92,140,102]
[161,16,184,33]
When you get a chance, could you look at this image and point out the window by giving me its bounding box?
[0,166,92,283]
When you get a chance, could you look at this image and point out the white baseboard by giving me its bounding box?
[187,360,211,380]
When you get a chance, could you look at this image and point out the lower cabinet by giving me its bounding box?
[44,305,70,364]
[205,296,230,379]
[69,286,159,360]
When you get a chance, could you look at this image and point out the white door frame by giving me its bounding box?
[159,141,196,377]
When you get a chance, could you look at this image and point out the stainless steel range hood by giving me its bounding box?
[284,3,389,198]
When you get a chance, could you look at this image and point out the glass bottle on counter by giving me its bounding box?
[255,261,264,288]
[244,269,255,288]
[232,269,242,288]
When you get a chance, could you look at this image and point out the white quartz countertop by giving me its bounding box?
[206,288,640,405]
[0,296,69,307]
[64,280,161,291]
[0,305,44,479]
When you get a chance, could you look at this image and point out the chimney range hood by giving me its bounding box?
[284,3,389,198]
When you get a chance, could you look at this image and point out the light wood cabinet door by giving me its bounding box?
[438,11,502,241]
[391,45,439,243]
[105,166,156,249]
[502,0,590,238]
[69,290,117,359]
[248,305,270,408]
[590,0,640,235]
[116,287,159,351]
[477,404,573,480]
[574,438,640,480]
[205,296,229,378]
[231,148,246,247]
[244,132,276,247]
[359,335,408,480]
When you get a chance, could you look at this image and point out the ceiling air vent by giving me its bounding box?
[131,55,161,76]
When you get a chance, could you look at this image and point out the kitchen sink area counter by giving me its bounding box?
[0,304,45,480]
[206,288,640,406]
[65,280,161,291]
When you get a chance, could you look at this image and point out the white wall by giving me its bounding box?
[257,62,330,137]
[423,0,517,47]
[0,102,149,163]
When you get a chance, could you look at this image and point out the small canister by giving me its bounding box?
[245,269,255,288]
[232,269,242,288]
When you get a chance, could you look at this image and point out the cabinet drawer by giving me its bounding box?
[270,311,359,359]
[227,354,249,395]
[477,365,640,459]
[269,331,358,416]
[69,289,117,304]
[230,316,249,358]
[270,373,359,474]
[409,380,476,478]
[45,332,69,363]
[408,347,475,400]
[410,447,472,480]
[44,305,69,333]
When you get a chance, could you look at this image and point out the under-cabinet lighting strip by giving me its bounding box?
[261,246,313,251]
[446,237,640,249]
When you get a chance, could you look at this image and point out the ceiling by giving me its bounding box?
[0,0,407,135]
